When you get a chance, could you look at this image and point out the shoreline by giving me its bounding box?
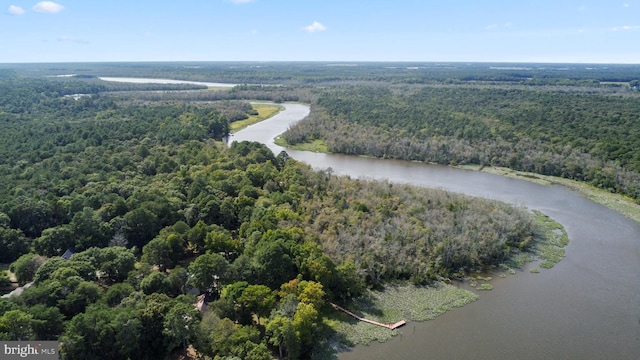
[272,136,639,224]
[326,210,568,350]
[459,165,640,224]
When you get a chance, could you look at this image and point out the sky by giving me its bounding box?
[2,0,639,63]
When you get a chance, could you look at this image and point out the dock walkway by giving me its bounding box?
[330,302,406,330]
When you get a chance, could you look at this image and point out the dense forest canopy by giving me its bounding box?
[0,62,637,359]
[3,61,640,85]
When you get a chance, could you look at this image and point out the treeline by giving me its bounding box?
[5,62,639,87]
[108,84,314,104]
[283,86,640,202]
[0,77,537,358]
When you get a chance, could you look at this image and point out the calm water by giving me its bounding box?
[98,77,237,88]
[234,103,640,360]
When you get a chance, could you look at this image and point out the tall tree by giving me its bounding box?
[187,253,229,295]
[163,302,200,357]
[238,284,276,325]
[266,315,300,360]
[0,310,34,341]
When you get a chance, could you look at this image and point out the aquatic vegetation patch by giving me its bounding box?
[532,210,569,268]
[477,283,493,291]
[330,283,478,345]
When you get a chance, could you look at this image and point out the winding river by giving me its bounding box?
[234,103,640,360]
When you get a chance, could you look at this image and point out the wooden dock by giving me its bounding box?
[330,302,407,330]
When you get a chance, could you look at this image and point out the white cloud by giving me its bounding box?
[623,3,630,7]
[303,21,327,33]
[611,25,640,31]
[231,0,255,3]
[8,5,25,15]
[33,1,64,13]
[486,22,512,30]
[57,35,89,44]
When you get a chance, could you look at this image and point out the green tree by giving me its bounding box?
[266,315,300,360]
[71,207,109,250]
[0,310,34,341]
[137,293,174,360]
[167,266,188,296]
[7,198,54,238]
[58,281,103,317]
[34,225,75,257]
[297,280,325,309]
[187,253,229,295]
[61,305,142,360]
[123,207,161,249]
[252,240,297,289]
[292,302,318,347]
[10,253,47,285]
[186,220,208,252]
[27,304,65,340]
[103,282,135,307]
[238,284,276,325]
[98,246,136,283]
[204,226,237,259]
[140,271,171,295]
[142,236,174,272]
[0,227,30,263]
[163,302,201,357]
[335,259,366,300]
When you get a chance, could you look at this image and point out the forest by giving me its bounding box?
[282,79,640,203]
[0,62,637,359]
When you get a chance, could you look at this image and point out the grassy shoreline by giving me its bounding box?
[274,136,329,153]
[325,283,478,346]
[326,210,569,347]
[459,165,640,224]
[229,103,284,133]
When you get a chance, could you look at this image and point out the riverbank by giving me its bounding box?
[271,136,640,224]
[323,209,568,350]
[229,103,284,132]
[460,165,640,224]
[326,283,478,347]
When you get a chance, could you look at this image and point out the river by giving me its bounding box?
[233,103,640,360]
[98,77,237,88]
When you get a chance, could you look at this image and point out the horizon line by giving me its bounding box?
[1,60,639,66]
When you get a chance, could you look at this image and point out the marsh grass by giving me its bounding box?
[464,165,640,224]
[329,283,478,345]
[274,137,329,153]
[532,210,569,268]
[477,283,493,291]
[229,104,283,132]
[505,252,535,269]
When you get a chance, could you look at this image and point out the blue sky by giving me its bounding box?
[2,0,639,63]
